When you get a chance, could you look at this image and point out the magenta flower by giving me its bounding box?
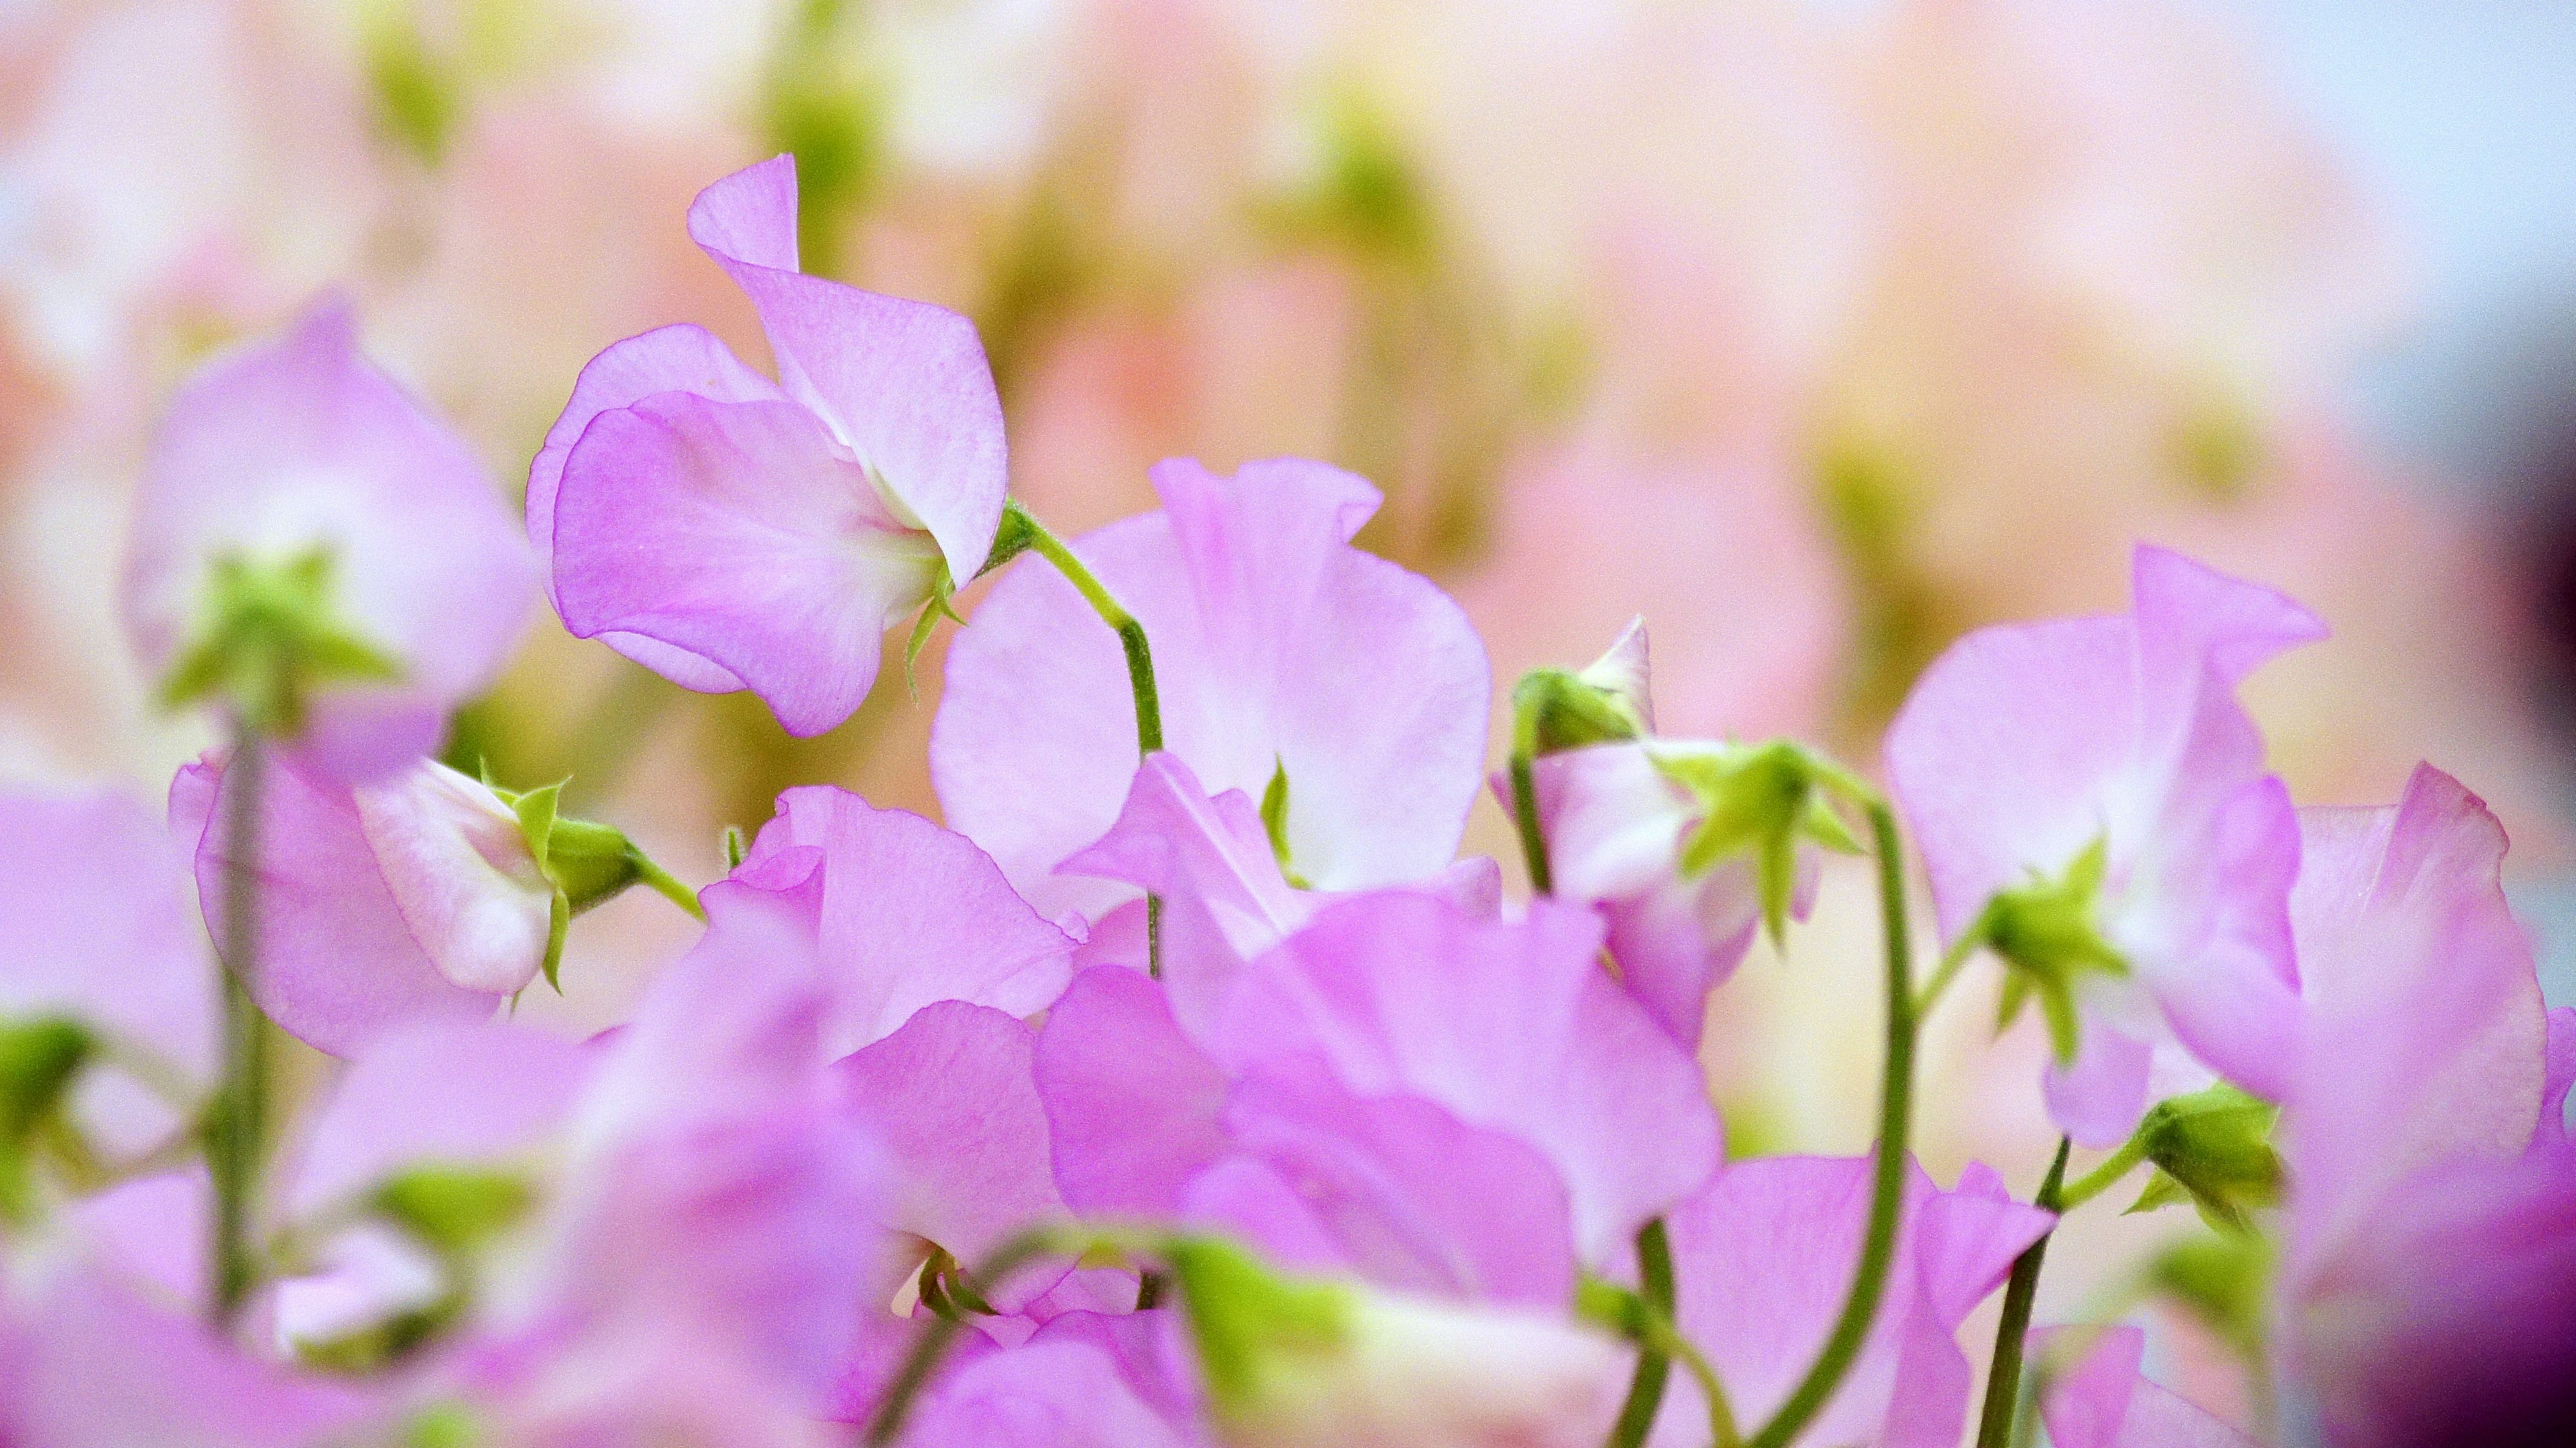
[1886,544,2324,1145]
[530,155,1007,736]
[934,458,1491,923]
[2030,1326,2256,1448]
[1647,1157,2052,1448]
[174,750,549,1056]
[0,789,214,1155]
[722,785,1077,1057]
[123,299,533,779]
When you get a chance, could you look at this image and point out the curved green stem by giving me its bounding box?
[2053,1134,2147,1214]
[1607,1219,1678,1447]
[207,727,273,1326]
[1743,796,1917,1448]
[627,849,706,922]
[1975,1137,2072,1448]
[1659,1319,1743,1448]
[1913,921,1984,1019]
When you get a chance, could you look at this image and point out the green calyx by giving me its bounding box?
[2127,1083,2283,1235]
[1165,1237,1356,1422]
[1654,741,1866,949]
[157,548,403,735]
[1511,668,1648,759]
[2141,1231,2273,1361]
[1973,839,2129,1063]
[0,1017,95,1223]
[372,1163,536,1256]
[488,776,704,992]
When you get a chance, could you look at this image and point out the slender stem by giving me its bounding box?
[1009,503,1167,976]
[1744,798,1917,1448]
[1016,509,1163,756]
[1913,925,1981,1019]
[1975,1137,2072,1448]
[628,849,707,922]
[1607,1219,1677,1447]
[207,728,272,1326]
[1660,1322,1743,1448]
[2053,1134,2147,1214]
[868,1226,1077,1445]
[1508,752,1554,896]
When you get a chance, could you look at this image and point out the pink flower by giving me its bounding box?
[1885,544,2322,1145]
[530,154,1007,737]
[1648,1157,2053,1448]
[0,788,213,1155]
[721,785,1077,1057]
[123,299,535,779]
[2030,1325,2255,1448]
[934,457,1491,924]
[172,751,549,1056]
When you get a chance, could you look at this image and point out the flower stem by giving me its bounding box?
[207,727,272,1326]
[627,848,706,922]
[1974,1137,2072,1448]
[1743,796,1917,1448]
[1002,501,1167,976]
[1507,705,1554,895]
[2053,1133,2146,1214]
[1607,1218,1678,1448]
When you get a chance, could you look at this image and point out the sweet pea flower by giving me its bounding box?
[934,456,1491,923]
[124,299,533,779]
[173,751,550,1056]
[0,788,213,1157]
[2031,1325,2255,1448]
[2274,765,2571,1448]
[721,785,1077,1057]
[529,154,1007,737]
[1885,544,2323,1145]
[898,1318,1204,1448]
[1648,1157,2053,1448]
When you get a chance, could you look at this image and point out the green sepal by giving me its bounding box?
[372,1165,535,1256]
[1654,740,1862,950]
[979,500,1044,578]
[294,1296,459,1376]
[903,564,967,696]
[2124,1083,2282,1235]
[1573,1275,1649,1341]
[509,783,561,876]
[1165,1237,1354,1420]
[722,825,749,872]
[1976,838,2129,1063]
[398,1402,481,1448]
[0,1017,94,1223]
[539,889,570,994]
[1510,668,1646,758]
[157,549,405,735]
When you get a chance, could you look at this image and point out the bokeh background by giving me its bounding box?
[4,0,2573,1429]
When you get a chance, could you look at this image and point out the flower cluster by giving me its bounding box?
[0,158,2566,1448]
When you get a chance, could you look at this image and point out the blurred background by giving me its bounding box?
[2,0,2571,1425]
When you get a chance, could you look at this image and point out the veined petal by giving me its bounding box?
[552,392,943,737]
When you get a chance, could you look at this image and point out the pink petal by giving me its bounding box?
[686,157,1005,585]
[902,1337,1199,1448]
[2542,1006,2576,1148]
[553,392,942,736]
[1179,1157,1359,1277]
[350,762,553,997]
[527,323,785,692]
[124,297,533,776]
[178,749,496,1058]
[934,457,1490,923]
[1034,964,1232,1217]
[2034,1325,2256,1448]
[835,1002,1067,1302]
[1209,893,1719,1265]
[2043,1018,2157,1149]
[288,1018,594,1219]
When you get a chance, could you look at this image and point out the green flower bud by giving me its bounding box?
[1510,619,1655,759]
[2127,1083,2283,1235]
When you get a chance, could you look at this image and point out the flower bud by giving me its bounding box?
[1511,618,1655,758]
[2127,1083,2283,1235]
[1169,1237,1627,1448]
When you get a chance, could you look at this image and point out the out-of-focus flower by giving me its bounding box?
[1648,1156,2053,1448]
[720,784,1076,1057]
[173,751,539,1055]
[896,1316,1204,1448]
[2031,1325,2255,1448]
[0,788,212,1161]
[2275,764,2572,1448]
[934,457,1490,924]
[1886,545,2320,1146]
[1167,1235,1626,1448]
[123,299,533,778]
[531,154,1008,737]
